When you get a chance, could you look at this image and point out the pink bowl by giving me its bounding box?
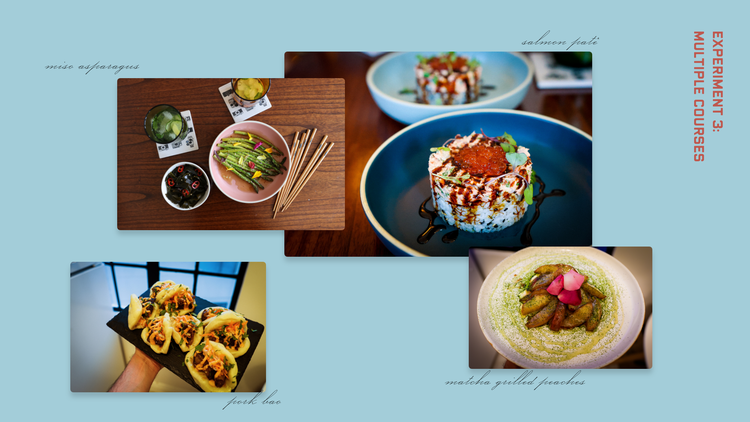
[209,121,291,203]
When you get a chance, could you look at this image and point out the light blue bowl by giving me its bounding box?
[360,109,592,257]
[366,52,533,125]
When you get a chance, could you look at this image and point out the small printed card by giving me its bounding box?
[529,53,593,89]
[156,110,199,159]
[219,82,272,123]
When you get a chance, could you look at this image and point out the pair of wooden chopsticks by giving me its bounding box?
[272,128,334,217]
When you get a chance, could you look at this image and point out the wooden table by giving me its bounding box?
[117,78,345,230]
[283,52,592,256]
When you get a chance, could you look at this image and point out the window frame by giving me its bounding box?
[106,262,247,312]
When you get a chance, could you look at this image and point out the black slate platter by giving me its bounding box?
[106,291,265,392]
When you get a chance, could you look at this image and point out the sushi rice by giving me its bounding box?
[428,133,532,233]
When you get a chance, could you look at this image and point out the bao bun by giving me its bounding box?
[127,294,159,330]
[197,306,230,325]
[185,341,238,393]
[155,283,196,316]
[171,314,204,352]
[204,311,251,358]
[141,313,173,354]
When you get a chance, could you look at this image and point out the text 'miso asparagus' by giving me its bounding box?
[212,131,288,193]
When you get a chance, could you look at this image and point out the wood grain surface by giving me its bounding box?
[117,78,344,230]
[283,52,592,256]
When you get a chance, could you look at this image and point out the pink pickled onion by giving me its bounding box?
[558,289,581,306]
[546,275,564,296]
[563,269,586,291]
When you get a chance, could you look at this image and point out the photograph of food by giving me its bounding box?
[212,130,288,194]
[414,52,482,105]
[197,306,229,323]
[365,51,533,124]
[127,294,158,329]
[163,163,209,209]
[284,52,591,256]
[154,282,196,315]
[117,78,344,230]
[185,341,238,393]
[70,262,266,392]
[150,280,175,298]
[469,247,652,369]
[171,314,204,352]
[140,313,173,354]
[429,131,532,233]
[203,310,251,358]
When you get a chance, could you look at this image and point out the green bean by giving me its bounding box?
[247,133,283,155]
[219,143,281,168]
[225,135,281,155]
[215,151,264,179]
[216,160,263,192]
[214,131,287,191]
[223,152,278,174]
[224,156,278,177]
[232,131,281,152]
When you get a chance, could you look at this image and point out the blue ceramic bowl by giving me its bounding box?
[360,109,592,257]
[366,52,533,125]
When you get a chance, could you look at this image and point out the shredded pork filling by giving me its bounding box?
[193,350,228,388]
[206,321,247,350]
[146,319,166,347]
[165,290,194,312]
[201,309,221,321]
[180,323,195,344]
[150,284,168,299]
[140,298,157,319]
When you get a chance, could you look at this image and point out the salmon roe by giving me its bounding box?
[452,145,509,176]
[427,56,468,72]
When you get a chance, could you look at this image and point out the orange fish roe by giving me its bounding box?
[452,145,509,176]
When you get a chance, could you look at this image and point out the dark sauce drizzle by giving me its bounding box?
[479,84,496,97]
[417,174,565,246]
[417,198,446,244]
[519,175,565,246]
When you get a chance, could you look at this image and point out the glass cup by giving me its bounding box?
[144,104,188,144]
[230,78,271,109]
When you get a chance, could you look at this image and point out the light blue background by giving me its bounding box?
[1,0,746,419]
